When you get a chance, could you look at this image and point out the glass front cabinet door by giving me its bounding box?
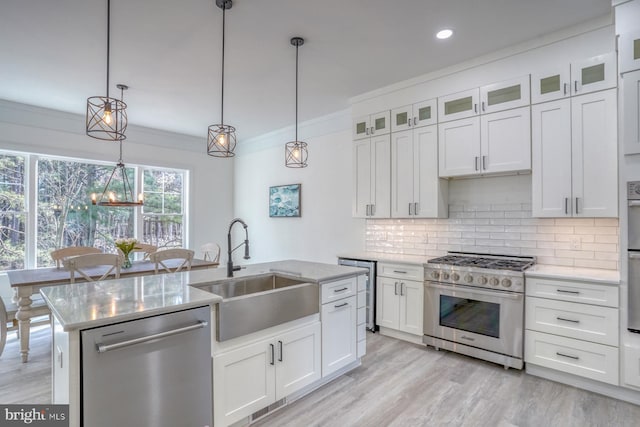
[391,99,437,132]
[620,29,640,74]
[531,66,571,104]
[352,111,390,140]
[479,75,530,114]
[571,52,616,95]
[437,88,480,123]
[352,115,371,140]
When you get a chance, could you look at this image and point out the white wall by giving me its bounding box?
[233,114,365,264]
[0,100,235,258]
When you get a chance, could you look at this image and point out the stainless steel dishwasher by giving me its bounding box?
[81,306,212,427]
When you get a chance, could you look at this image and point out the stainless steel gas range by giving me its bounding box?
[423,252,535,370]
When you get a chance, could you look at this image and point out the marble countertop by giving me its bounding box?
[40,260,366,331]
[337,252,429,266]
[524,265,620,284]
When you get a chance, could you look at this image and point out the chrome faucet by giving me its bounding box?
[227,218,250,277]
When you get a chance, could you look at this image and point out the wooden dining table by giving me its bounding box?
[7,258,218,362]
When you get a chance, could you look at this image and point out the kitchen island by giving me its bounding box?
[40,260,367,427]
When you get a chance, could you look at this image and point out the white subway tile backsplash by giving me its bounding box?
[364,206,619,270]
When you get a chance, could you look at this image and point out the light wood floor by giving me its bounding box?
[2,328,640,426]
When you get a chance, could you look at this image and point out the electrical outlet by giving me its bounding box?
[570,236,581,250]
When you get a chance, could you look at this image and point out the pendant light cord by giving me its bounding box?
[106,0,110,98]
[295,42,298,142]
[220,2,226,125]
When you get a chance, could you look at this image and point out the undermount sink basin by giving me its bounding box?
[193,274,319,341]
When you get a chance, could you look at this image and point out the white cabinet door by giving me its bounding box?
[622,70,640,154]
[352,139,372,218]
[352,114,371,140]
[571,53,617,95]
[391,105,413,133]
[413,125,446,218]
[276,322,321,399]
[370,111,391,136]
[413,99,438,128]
[532,99,572,217]
[321,296,357,377]
[376,277,400,330]
[531,65,571,104]
[438,88,480,122]
[571,89,618,217]
[371,134,391,218]
[398,279,423,336]
[480,75,530,114]
[620,29,640,74]
[480,106,531,174]
[391,130,414,218]
[213,338,276,427]
[438,117,481,177]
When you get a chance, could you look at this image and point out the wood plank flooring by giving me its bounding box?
[1,327,639,426]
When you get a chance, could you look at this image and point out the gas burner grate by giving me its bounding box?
[428,253,535,272]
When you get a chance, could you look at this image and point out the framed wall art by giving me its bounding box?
[269,184,301,217]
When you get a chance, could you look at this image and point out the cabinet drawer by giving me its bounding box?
[357,307,366,325]
[525,330,619,385]
[321,277,356,304]
[378,262,423,281]
[526,297,618,346]
[526,277,619,308]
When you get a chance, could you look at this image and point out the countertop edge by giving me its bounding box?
[525,265,620,285]
[337,252,428,266]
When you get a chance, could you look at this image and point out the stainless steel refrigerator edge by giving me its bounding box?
[629,182,640,333]
[338,258,377,331]
[81,306,213,427]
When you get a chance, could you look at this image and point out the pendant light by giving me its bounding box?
[86,0,127,141]
[207,0,237,157]
[90,85,143,207]
[285,37,308,168]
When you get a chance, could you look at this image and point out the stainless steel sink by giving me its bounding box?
[193,274,319,341]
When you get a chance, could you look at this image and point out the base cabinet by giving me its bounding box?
[213,321,321,427]
[376,263,424,336]
[322,295,357,377]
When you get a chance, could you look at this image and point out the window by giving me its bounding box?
[0,150,188,271]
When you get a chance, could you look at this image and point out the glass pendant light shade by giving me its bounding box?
[208,124,237,157]
[285,141,308,168]
[207,0,237,157]
[285,37,308,168]
[86,0,127,142]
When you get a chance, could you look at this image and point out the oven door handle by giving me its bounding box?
[629,201,640,207]
[425,282,523,300]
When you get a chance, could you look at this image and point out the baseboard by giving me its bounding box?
[526,363,640,406]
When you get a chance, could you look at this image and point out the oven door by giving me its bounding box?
[424,281,524,358]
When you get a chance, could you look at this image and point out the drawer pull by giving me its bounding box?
[460,336,475,341]
[334,287,348,293]
[556,352,580,361]
[556,289,580,295]
[393,270,407,274]
[557,317,580,324]
[334,302,349,309]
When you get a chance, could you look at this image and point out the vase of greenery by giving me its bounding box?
[115,238,139,269]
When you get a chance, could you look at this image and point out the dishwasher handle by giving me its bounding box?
[96,321,208,353]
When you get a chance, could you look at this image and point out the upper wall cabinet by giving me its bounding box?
[531,53,616,104]
[622,70,640,154]
[438,76,530,123]
[353,134,391,218]
[616,0,640,74]
[353,111,391,140]
[391,99,437,132]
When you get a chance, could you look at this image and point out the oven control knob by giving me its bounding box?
[502,278,512,288]
[478,276,488,285]
[451,272,460,281]
[430,271,440,279]
[441,272,450,280]
[464,274,473,283]
[490,277,499,286]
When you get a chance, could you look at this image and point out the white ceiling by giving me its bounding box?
[0,0,612,143]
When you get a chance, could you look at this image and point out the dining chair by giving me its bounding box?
[131,243,158,260]
[51,246,102,268]
[201,243,221,263]
[149,248,195,274]
[63,253,121,283]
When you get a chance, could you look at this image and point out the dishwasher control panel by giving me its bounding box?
[629,181,640,200]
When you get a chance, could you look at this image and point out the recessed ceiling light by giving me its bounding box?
[436,29,453,40]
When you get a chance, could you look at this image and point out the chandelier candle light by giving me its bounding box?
[285,37,308,168]
[86,0,128,141]
[207,0,237,157]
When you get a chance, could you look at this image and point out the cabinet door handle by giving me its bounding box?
[557,289,580,295]
[394,281,398,295]
[278,340,283,362]
[334,302,349,309]
[365,127,370,136]
[563,83,568,95]
[574,80,578,93]
[482,101,486,112]
[482,155,487,170]
[334,287,348,293]
[475,156,479,171]
[575,197,580,215]
[371,204,375,216]
[564,197,569,215]
[556,351,580,360]
[393,270,407,274]
[270,343,275,365]
[409,203,413,215]
[474,103,478,113]
[414,202,419,215]
[371,126,375,135]
[557,317,580,324]
[400,282,405,296]
[413,117,418,126]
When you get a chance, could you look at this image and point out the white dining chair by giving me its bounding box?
[131,243,158,260]
[51,246,102,268]
[149,248,195,274]
[201,243,221,263]
[63,253,121,283]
